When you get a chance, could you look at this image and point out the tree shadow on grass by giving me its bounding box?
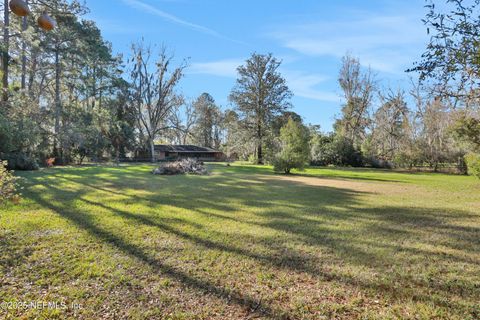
[29,168,480,267]
[250,202,478,316]
[24,169,365,318]
[31,194,282,319]
[21,166,480,318]
[35,175,361,273]
[0,231,34,274]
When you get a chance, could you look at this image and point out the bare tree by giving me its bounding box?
[336,54,376,146]
[371,89,410,161]
[170,101,197,144]
[411,82,460,171]
[223,109,254,160]
[130,43,186,162]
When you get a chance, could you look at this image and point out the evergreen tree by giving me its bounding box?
[229,53,292,164]
[273,118,310,174]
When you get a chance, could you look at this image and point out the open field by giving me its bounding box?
[1,164,479,319]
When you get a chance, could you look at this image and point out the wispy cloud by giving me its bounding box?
[189,58,338,103]
[90,17,144,35]
[269,14,428,74]
[121,0,244,44]
[189,59,243,78]
[122,0,218,35]
[283,70,339,102]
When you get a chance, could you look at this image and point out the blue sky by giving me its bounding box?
[85,0,430,131]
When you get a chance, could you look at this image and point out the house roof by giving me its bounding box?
[154,145,220,153]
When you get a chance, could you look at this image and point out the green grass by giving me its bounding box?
[1,163,479,319]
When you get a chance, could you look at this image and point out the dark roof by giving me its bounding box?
[154,145,220,153]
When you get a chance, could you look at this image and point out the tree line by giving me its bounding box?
[0,0,479,177]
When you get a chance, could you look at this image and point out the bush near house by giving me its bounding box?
[3,152,39,171]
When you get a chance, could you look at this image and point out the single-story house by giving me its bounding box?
[154,145,225,162]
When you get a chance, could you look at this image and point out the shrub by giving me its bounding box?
[310,133,363,167]
[0,161,20,203]
[332,136,363,167]
[310,132,335,166]
[368,157,394,169]
[465,153,480,179]
[393,151,416,169]
[4,152,39,171]
[247,154,258,165]
[152,158,208,175]
[273,118,310,174]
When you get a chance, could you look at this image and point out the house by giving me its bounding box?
[154,145,225,162]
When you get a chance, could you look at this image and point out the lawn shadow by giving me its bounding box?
[20,165,480,317]
[0,231,34,274]
[31,193,281,318]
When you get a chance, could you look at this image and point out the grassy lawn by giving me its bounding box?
[1,164,479,319]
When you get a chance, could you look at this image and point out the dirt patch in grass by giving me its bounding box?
[259,173,418,195]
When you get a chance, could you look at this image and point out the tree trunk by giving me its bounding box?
[2,0,10,103]
[91,66,96,110]
[20,2,28,90]
[150,138,156,163]
[257,143,263,164]
[54,43,62,162]
[256,119,263,164]
[98,74,103,109]
[28,48,38,99]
